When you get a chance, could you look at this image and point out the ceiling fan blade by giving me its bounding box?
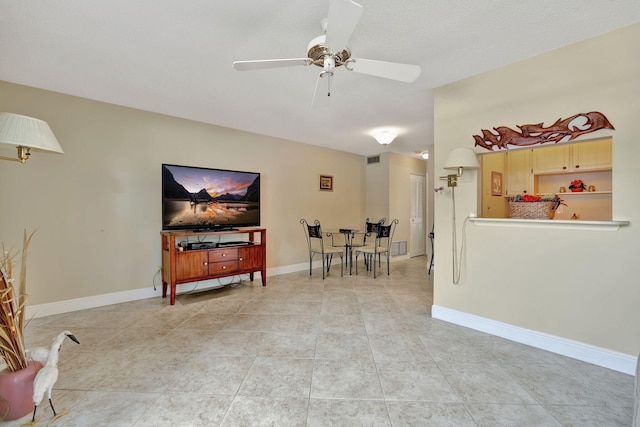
[325,0,363,51]
[312,72,332,108]
[347,58,421,83]
[232,58,310,71]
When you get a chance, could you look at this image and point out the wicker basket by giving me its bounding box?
[507,199,557,219]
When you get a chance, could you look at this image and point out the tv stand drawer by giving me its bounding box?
[209,261,239,275]
[209,248,238,262]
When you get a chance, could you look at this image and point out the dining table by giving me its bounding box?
[326,228,365,275]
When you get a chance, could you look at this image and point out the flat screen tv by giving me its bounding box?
[162,163,260,231]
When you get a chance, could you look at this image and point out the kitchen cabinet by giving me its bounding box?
[505,148,532,196]
[482,137,613,220]
[532,139,611,174]
[532,144,570,174]
[528,138,612,219]
[572,139,612,170]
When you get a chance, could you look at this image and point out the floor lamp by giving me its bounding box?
[0,113,64,163]
[440,148,479,284]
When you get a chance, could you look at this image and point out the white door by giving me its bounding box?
[410,174,426,257]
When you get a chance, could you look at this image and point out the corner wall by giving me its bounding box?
[365,152,427,255]
[433,23,639,359]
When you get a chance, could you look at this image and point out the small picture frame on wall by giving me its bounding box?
[491,171,503,196]
[319,174,333,191]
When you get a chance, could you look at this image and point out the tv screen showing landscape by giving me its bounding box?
[162,164,260,231]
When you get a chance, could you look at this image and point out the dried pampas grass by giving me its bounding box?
[0,230,35,372]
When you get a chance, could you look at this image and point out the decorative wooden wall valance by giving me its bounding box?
[473,112,614,151]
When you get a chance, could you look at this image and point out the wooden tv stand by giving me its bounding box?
[161,228,266,305]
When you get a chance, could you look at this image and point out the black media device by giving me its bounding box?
[216,241,254,247]
[186,242,217,250]
[162,164,260,231]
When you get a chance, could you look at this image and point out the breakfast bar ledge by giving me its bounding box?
[468,217,630,231]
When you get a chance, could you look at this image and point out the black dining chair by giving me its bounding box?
[300,219,344,279]
[350,217,385,270]
[350,217,385,249]
[355,219,398,278]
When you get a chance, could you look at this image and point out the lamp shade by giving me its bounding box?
[0,113,64,154]
[443,148,479,170]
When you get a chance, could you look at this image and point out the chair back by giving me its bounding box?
[365,217,385,231]
[300,219,325,252]
[363,217,386,244]
[375,219,398,250]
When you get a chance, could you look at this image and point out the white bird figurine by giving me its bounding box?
[25,347,50,366]
[26,331,80,426]
[25,331,79,366]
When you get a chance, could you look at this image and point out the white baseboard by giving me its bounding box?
[25,254,408,318]
[270,262,309,276]
[26,287,160,318]
[432,305,636,375]
[25,264,309,319]
[270,256,406,277]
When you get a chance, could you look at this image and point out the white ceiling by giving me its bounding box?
[1,1,639,159]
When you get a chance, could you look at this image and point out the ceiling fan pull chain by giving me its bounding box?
[324,56,335,97]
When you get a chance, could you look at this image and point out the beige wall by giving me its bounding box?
[0,81,367,305]
[433,23,639,356]
[365,152,427,254]
[365,154,389,223]
[389,152,427,253]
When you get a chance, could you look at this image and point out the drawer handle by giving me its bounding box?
[222,253,226,257]
[203,262,208,266]
[239,257,243,261]
[222,265,226,269]
[575,165,580,168]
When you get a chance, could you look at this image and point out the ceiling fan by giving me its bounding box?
[232,0,422,107]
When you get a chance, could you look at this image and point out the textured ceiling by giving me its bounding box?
[1,0,639,158]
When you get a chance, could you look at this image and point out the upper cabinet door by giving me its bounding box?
[573,139,612,171]
[532,138,612,174]
[505,149,532,196]
[532,144,570,174]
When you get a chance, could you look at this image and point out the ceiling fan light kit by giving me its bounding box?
[306,35,351,67]
[232,0,421,107]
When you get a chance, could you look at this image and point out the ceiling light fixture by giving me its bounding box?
[372,130,397,145]
[0,113,64,163]
[413,149,430,159]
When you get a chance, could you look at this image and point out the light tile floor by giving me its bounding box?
[4,256,634,426]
